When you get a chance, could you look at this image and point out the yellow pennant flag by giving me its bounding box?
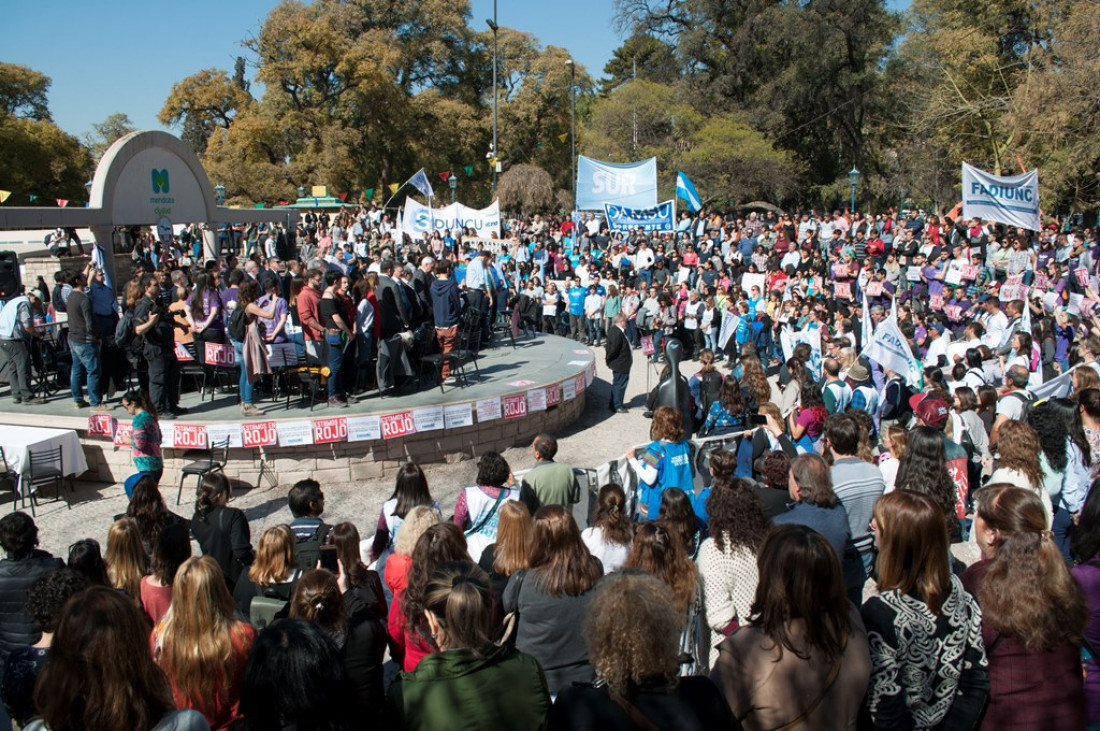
[0,191,10,204]
[558,133,568,143]
[388,183,399,195]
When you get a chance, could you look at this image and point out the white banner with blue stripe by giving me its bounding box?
[961,162,1040,232]
[604,200,676,233]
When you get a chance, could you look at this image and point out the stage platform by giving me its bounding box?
[0,334,595,488]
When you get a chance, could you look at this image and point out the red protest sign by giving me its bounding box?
[945,304,963,321]
[546,383,562,407]
[242,421,278,448]
[865,281,884,297]
[205,342,236,367]
[929,293,944,310]
[113,422,133,447]
[312,417,348,444]
[961,265,979,280]
[381,411,415,439]
[834,282,852,300]
[503,394,528,419]
[172,424,208,449]
[88,413,114,436]
[175,342,194,361]
[1075,268,1091,287]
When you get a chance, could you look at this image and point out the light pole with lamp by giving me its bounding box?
[449,173,457,205]
[848,166,860,217]
[487,3,499,195]
[565,59,576,200]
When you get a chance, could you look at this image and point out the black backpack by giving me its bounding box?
[294,523,332,571]
[114,310,137,349]
[1005,390,1034,422]
[228,305,247,342]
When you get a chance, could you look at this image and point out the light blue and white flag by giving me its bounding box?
[576,156,658,210]
[676,171,702,213]
[863,316,921,387]
[406,168,435,199]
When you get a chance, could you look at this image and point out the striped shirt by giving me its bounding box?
[831,457,885,556]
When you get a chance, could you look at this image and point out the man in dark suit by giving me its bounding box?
[376,258,409,338]
[605,312,633,413]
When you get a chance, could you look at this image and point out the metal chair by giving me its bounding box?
[416,330,456,393]
[0,447,32,516]
[176,438,229,505]
[451,309,483,385]
[26,446,69,510]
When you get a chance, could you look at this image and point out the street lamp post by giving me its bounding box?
[214,184,226,206]
[848,166,861,216]
[565,59,576,201]
[487,2,499,195]
[296,185,306,202]
[449,173,457,205]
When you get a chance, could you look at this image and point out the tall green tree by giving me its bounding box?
[600,32,679,93]
[85,112,135,161]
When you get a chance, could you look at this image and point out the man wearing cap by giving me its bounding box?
[911,391,970,520]
[847,362,879,418]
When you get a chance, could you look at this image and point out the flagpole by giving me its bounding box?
[382,183,406,211]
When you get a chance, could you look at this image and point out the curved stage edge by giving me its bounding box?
[0,335,596,487]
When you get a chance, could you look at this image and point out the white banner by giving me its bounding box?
[576,156,658,210]
[401,199,502,239]
[718,309,742,349]
[780,328,822,379]
[862,317,922,387]
[961,162,1040,232]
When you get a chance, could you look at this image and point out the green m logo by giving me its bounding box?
[151,169,170,194]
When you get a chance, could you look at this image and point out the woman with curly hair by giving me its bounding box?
[625,522,698,617]
[627,406,695,520]
[581,484,633,574]
[392,522,469,673]
[1079,389,1100,477]
[452,452,520,561]
[124,476,186,557]
[862,491,988,729]
[788,379,827,453]
[1029,399,1093,557]
[894,426,960,541]
[503,506,603,695]
[153,556,257,729]
[988,420,1051,525]
[738,352,775,410]
[383,505,440,601]
[548,572,734,730]
[701,376,748,437]
[963,485,1088,729]
[290,569,387,717]
[698,479,771,667]
[711,524,871,730]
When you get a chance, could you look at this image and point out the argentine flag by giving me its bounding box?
[676,171,702,212]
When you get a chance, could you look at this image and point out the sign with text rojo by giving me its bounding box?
[961,162,1040,232]
[604,200,675,233]
[576,156,658,210]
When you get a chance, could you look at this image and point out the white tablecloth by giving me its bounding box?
[0,425,88,495]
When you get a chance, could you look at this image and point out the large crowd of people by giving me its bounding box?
[2,204,1100,728]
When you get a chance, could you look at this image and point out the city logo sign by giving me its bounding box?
[151,169,170,194]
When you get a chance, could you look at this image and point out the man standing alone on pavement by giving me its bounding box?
[605,312,633,413]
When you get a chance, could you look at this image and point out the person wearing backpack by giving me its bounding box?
[688,349,723,424]
[991,364,1033,449]
[232,525,302,628]
[286,479,332,572]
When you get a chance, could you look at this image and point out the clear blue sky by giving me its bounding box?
[1,0,621,140]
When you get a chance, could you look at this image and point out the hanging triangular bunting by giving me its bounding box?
[277,199,289,206]
[388,183,399,194]
[27,194,37,202]
[336,192,348,202]
[558,133,568,143]
[464,166,474,177]
[0,191,10,204]
[438,171,451,183]
[365,188,374,200]
[56,199,68,207]
[254,202,266,208]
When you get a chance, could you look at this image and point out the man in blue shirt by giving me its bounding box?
[567,278,586,342]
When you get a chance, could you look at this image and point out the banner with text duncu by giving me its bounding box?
[961,162,1040,232]
[401,199,502,239]
[575,156,658,211]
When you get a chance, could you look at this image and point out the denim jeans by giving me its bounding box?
[326,332,345,398]
[70,340,101,405]
[586,316,603,344]
[231,339,253,404]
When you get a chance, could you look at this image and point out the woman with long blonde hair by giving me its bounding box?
[477,500,532,604]
[153,556,257,730]
[105,517,148,605]
[232,524,301,617]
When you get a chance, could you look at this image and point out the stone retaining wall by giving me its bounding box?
[80,388,586,488]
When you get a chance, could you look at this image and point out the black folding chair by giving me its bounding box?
[0,447,31,516]
[177,437,228,505]
[26,446,70,510]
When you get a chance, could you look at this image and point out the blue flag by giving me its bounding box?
[676,171,702,212]
[406,168,434,199]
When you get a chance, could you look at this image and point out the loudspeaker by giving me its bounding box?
[0,252,19,300]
